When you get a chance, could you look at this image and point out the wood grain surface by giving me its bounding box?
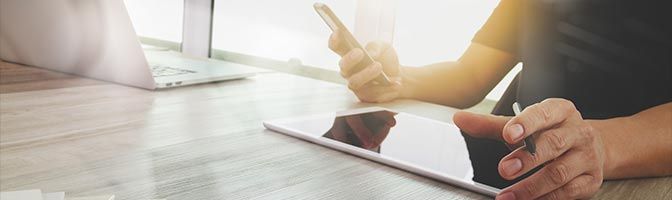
[1,61,670,199]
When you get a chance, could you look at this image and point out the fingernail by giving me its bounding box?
[507,124,524,141]
[496,192,516,200]
[502,158,522,176]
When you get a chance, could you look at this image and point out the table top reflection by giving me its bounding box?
[1,61,670,200]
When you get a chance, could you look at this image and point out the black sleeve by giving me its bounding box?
[471,0,521,54]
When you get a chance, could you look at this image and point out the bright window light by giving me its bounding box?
[124,0,184,43]
[393,0,519,101]
[211,0,355,69]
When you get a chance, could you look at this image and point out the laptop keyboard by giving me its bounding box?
[151,65,197,77]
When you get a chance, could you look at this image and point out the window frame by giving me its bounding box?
[175,0,394,84]
[178,0,394,62]
[181,0,214,57]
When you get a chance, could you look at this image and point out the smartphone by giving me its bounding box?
[314,3,392,85]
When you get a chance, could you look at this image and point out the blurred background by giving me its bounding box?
[124,0,521,101]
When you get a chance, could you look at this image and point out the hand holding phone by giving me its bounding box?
[314,3,392,86]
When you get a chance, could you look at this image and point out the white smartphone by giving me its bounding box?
[263,107,502,197]
[314,3,392,85]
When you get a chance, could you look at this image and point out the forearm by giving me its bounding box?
[397,43,518,109]
[399,61,487,108]
[592,102,672,179]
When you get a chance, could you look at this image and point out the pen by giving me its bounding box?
[513,102,536,156]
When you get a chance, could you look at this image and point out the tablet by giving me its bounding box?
[263,107,501,197]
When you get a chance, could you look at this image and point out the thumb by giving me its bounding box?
[365,41,386,58]
[453,111,510,141]
[365,41,400,76]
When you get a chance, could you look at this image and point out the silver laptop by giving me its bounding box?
[0,0,263,89]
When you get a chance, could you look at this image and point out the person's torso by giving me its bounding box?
[514,0,672,118]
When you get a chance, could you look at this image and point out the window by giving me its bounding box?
[210,0,518,100]
[393,0,521,100]
[211,0,356,69]
[126,0,518,101]
[124,0,184,43]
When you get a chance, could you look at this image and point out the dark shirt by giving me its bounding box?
[463,0,672,188]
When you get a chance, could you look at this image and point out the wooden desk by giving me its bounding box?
[1,61,670,199]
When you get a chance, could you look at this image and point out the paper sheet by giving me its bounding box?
[43,192,65,200]
[0,189,43,200]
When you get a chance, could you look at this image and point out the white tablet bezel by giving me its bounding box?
[263,107,501,197]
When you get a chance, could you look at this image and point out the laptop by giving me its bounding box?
[0,0,263,90]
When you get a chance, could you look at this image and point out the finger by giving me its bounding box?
[538,174,600,200]
[356,90,398,103]
[498,126,584,179]
[339,48,365,77]
[328,30,348,56]
[365,41,400,76]
[365,41,386,59]
[347,62,382,91]
[503,98,580,144]
[370,91,399,103]
[353,82,400,103]
[498,150,591,200]
[453,111,511,141]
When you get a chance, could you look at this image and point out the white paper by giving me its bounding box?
[43,192,65,200]
[67,195,115,200]
[0,189,43,200]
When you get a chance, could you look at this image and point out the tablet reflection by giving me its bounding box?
[322,110,398,152]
